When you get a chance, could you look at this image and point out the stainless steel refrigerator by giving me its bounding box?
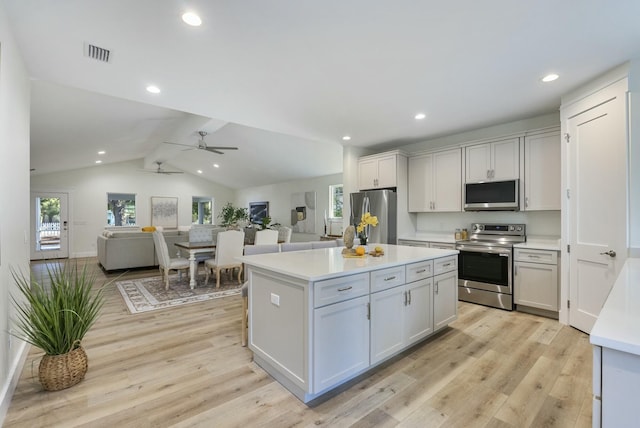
[350,189,397,244]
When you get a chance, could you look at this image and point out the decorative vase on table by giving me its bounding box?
[356,212,378,248]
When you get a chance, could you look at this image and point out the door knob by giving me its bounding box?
[599,250,616,258]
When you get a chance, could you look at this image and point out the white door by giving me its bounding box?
[566,79,628,333]
[30,191,69,260]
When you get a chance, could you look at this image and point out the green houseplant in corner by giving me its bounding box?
[11,262,105,391]
[219,202,249,229]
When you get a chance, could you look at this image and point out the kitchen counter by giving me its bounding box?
[397,233,456,244]
[513,236,561,251]
[590,258,640,355]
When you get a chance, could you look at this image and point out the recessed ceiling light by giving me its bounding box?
[415,113,427,120]
[182,12,202,26]
[213,164,219,168]
[197,169,203,174]
[95,160,102,164]
[146,85,161,94]
[342,135,351,141]
[97,150,105,155]
[541,73,559,83]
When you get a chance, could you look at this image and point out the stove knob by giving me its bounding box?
[516,226,522,232]
[472,224,478,231]
[509,225,515,231]
[478,225,484,231]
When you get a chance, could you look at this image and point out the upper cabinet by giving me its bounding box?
[358,153,399,190]
[408,148,461,212]
[523,131,561,211]
[465,137,520,183]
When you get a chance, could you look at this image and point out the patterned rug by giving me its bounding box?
[116,271,243,314]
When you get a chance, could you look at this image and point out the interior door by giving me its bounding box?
[30,191,69,260]
[566,79,628,333]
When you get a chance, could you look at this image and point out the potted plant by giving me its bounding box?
[260,216,272,230]
[10,262,105,391]
[219,202,249,229]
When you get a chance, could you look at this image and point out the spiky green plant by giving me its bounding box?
[10,262,105,355]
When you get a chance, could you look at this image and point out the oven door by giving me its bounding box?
[456,244,512,294]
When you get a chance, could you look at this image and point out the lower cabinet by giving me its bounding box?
[370,278,433,365]
[514,248,559,312]
[434,270,458,330]
[313,295,370,393]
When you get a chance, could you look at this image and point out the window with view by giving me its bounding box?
[192,197,213,224]
[329,184,343,218]
[107,193,136,226]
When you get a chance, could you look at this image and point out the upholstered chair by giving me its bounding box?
[277,226,292,243]
[254,229,278,245]
[280,242,312,252]
[204,230,245,288]
[152,231,189,290]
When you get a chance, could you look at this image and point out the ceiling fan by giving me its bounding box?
[163,131,238,155]
[139,161,184,175]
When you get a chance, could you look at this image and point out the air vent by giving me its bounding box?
[84,43,112,63]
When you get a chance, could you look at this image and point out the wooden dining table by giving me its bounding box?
[174,241,216,289]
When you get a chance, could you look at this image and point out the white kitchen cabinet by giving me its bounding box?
[408,148,462,212]
[404,278,434,343]
[514,248,559,312]
[429,242,456,250]
[397,239,429,247]
[358,153,398,190]
[465,137,519,182]
[434,270,458,331]
[313,295,370,393]
[523,131,561,210]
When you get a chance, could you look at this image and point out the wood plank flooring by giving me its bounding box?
[4,258,592,427]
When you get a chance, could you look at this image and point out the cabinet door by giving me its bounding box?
[514,261,558,311]
[376,155,397,188]
[358,158,379,190]
[370,286,405,365]
[313,295,370,393]
[408,154,433,212]
[491,138,520,181]
[404,278,433,345]
[465,143,492,182]
[524,133,560,210]
[434,270,458,331]
[433,149,462,211]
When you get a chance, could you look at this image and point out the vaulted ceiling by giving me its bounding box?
[4,1,640,188]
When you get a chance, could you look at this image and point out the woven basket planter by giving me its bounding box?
[38,346,88,391]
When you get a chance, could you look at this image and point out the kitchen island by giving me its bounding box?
[239,243,458,403]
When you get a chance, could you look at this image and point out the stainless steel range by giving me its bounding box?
[455,223,526,310]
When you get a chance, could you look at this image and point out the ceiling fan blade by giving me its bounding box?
[205,147,225,154]
[163,141,194,148]
[208,146,238,150]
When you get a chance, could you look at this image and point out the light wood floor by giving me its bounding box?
[5,258,592,428]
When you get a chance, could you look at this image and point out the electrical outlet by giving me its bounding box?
[270,293,280,307]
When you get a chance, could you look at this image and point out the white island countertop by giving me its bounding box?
[239,244,458,282]
[590,258,640,355]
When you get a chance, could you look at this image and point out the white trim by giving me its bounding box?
[0,342,29,425]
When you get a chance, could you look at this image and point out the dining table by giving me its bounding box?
[174,241,216,289]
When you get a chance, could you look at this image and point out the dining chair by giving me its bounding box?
[311,240,337,249]
[187,225,215,272]
[241,243,280,346]
[277,226,292,243]
[204,230,245,288]
[280,242,312,252]
[254,229,278,245]
[152,231,189,290]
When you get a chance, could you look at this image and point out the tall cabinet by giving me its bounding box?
[522,131,561,211]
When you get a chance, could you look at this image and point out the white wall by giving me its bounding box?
[0,4,32,421]
[236,173,343,241]
[415,211,560,237]
[30,159,236,257]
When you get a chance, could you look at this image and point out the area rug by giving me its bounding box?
[116,272,242,314]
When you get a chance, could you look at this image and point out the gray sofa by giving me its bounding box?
[97,230,189,271]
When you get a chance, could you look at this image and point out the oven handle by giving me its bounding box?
[455,245,511,256]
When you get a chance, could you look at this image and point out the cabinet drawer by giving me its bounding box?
[314,273,369,308]
[514,248,557,265]
[429,242,456,250]
[434,255,457,275]
[406,260,434,283]
[370,266,405,293]
[397,239,429,248]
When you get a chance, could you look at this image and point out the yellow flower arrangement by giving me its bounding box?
[356,212,378,245]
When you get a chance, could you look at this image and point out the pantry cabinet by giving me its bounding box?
[523,131,561,210]
[408,148,462,212]
[465,137,520,183]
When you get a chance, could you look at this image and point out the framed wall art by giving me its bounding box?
[249,201,269,224]
[151,196,178,229]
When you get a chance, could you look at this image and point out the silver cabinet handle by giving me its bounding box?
[600,250,617,258]
[384,276,397,281]
[525,197,529,208]
[404,291,408,306]
[367,302,370,320]
[337,286,353,292]
[435,282,439,293]
[442,262,452,268]
[408,290,412,305]
[515,265,518,276]
[416,269,426,274]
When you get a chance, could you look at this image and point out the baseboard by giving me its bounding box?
[0,341,29,425]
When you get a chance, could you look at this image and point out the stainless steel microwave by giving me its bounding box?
[464,179,519,211]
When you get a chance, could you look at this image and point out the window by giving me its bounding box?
[107,193,136,226]
[329,184,343,218]
[192,197,213,224]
